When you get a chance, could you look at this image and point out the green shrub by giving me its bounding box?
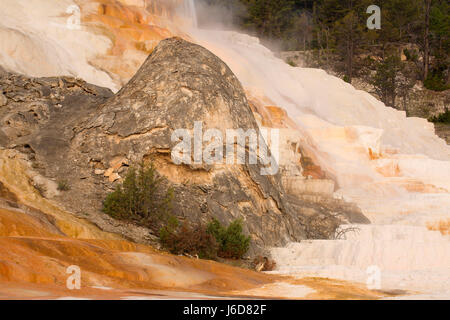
[159,217,251,260]
[57,179,70,192]
[286,59,297,67]
[102,162,173,228]
[403,48,418,62]
[430,108,450,124]
[424,72,450,92]
[160,217,218,260]
[207,218,250,259]
[159,215,179,243]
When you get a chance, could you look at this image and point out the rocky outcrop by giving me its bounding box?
[60,37,308,254]
[0,38,368,255]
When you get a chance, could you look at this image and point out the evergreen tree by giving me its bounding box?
[199,0,448,90]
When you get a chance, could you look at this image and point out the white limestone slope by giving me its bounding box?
[188,29,450,297]
[0,0,117,90]
[270,225,450,297]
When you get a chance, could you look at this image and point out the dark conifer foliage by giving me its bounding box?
[201,0,449,91]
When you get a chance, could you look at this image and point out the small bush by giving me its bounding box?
[286,59,297,67]
[430,108,450,124]
[159,218,251,260]
[424,73,450,92]
[57,179,70,191]
[159,215,179,243]
[207,218,250,259]
[403,48,418,62]
[102,162,173,228]
[160,217,218,260]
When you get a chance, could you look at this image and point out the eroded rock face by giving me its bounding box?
[67,37,308,254]
[0,38,368,255]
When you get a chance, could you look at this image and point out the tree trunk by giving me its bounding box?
[325,27,330,65]
[347,39,354,82]
[423,0,431,81]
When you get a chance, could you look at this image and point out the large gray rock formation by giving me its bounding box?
[0,38,368,255]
